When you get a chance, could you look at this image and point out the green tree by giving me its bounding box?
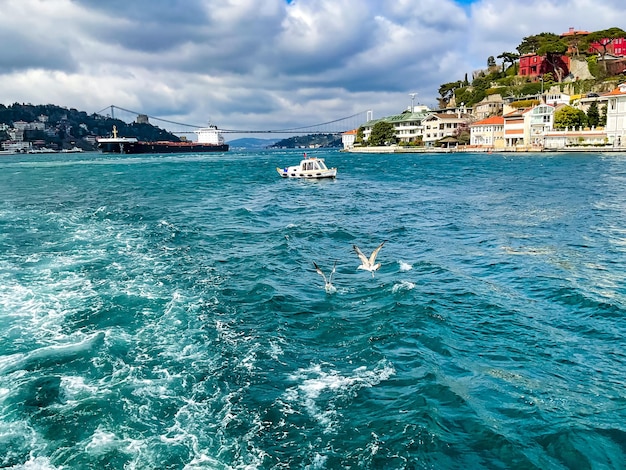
[497,52,519,72]
[536,34,569,82]
[438,81,463,107]
[517,35,542,54]
[356,126,365,144]
[369,121,395,146]
[583,28,626,74]
[554,105,587,129]
[586,101,600,127]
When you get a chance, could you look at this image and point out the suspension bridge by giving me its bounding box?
[95,105,373,136]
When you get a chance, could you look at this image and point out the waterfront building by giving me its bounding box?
[421,111,471,147]
[543,128,607,149]
[529,104,556,147]
[469,116,505,149]
[503,108,531,148]
[604,82,626,147]
[342,129,357,150]
[500,104,556,149]
[1,140,31,153]
[360,106,431,144]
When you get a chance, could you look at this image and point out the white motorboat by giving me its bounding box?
[276,154,337,179]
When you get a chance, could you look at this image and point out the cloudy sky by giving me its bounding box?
[0,0,624,138]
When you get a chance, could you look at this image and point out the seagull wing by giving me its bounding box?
[369,240,387,264]
[329,261,337,282]
[313,262,327,283]
[353,245,369,266]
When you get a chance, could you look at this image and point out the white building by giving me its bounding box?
[503,107,530,148]
[528,104,555,147]
[421,111,471,147]
[361,107,431,144]
[342,129,357,149]
[469,116,505,149]
[501,104,556,149]
[543,129,607,149]
[544,92,570,107]
[605,82,626,147]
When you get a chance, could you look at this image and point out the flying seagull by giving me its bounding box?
[314,261,337,293]
[353,241,387,277]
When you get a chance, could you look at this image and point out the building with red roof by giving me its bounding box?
[469,116,504,149]
[605,83,626,146]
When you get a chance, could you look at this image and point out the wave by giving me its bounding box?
[0,331,105,375]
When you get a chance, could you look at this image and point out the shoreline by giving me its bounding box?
[344,145,626,154]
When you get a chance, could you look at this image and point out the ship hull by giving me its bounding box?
[99,141,229,154]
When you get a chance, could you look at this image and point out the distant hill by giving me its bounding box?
[0,102,179,150]
[269,133,342,149]
[226,137,279,149]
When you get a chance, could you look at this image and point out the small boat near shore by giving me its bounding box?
[60,146,84,153]
[27,147,56,154]
[276,154,337,179]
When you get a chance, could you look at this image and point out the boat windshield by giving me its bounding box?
[301,159,329,171]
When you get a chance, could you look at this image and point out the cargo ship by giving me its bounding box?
[97,125,229,154]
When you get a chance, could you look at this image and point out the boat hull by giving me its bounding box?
[276,166,337,179]
[99,141,229,154]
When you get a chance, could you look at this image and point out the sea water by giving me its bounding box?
[0,149,625,469]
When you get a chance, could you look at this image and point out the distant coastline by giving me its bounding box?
[345,145,626,154]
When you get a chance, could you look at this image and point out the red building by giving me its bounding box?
[518,53,570,78]
[589,37,626,57]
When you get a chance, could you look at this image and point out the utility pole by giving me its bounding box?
[409,93,417,112]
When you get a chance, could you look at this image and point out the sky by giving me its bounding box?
[0,0,625,138]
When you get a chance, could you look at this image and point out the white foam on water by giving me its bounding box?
[0,250,104,352]
[0,420,50,469]
[0,331,106,375]
[60,375,100,402]
[392,280,416,293]
[284,362,395,433]
[398,260,413,272]
[268,339,285,361]
[9,456,59,470]
[84,428,124,455]
[305,453,328,469]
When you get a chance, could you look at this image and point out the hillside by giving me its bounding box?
[227,137,279,149]
[268,133,342,149]
[0,103,180,150]
[438,27,626,109]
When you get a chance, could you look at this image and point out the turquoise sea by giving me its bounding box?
[0,149,625,469]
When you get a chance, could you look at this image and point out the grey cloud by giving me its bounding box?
[1,0,625,135]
